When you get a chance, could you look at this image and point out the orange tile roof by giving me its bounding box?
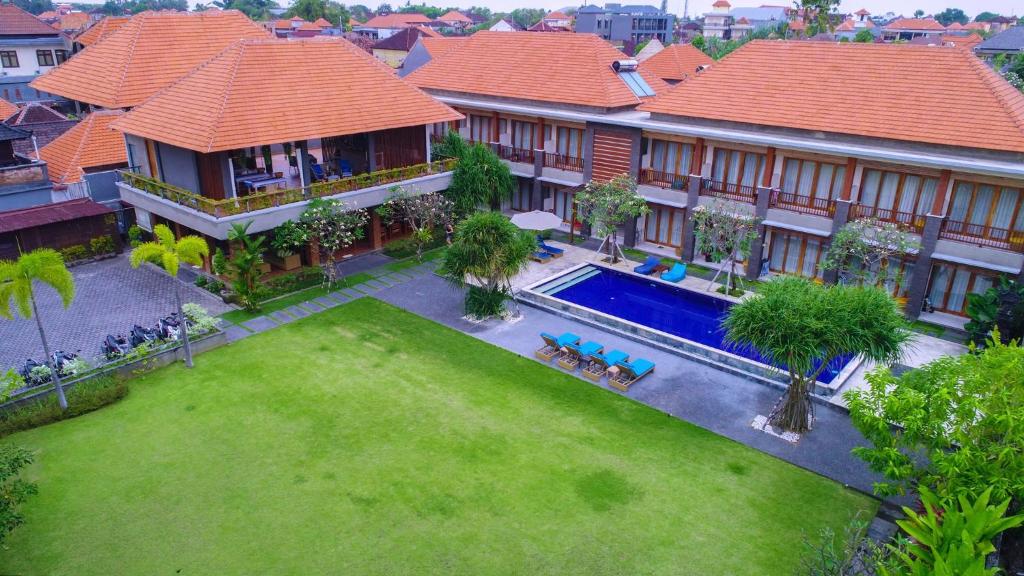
[40,110,127,185]
[31,10,270,109]
[639,41,1024,154]
[640,43,712,82]
[438,10,472,23]
[314,17,332,27]
[0,3,62,35]
[712,1,731,7]
[854,8,870,15]
[419,36,467,57]
[0,97,18,120]
[112,38,462,153]
[406,31,669,110]
[74,15,130,46]
[835,18,874,31]
[363,13,432,28]
[884,17,945,30]
[296,21,320,31]
[54,12,89,31]
[348,17,362,26]
[941,33,982,47]
[963,22,987,30]
[273,19,293,29]
[545,11,569,19]
[788,19,806,30]
[945,21,964,30]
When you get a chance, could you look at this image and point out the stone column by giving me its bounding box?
[530,178,543,213]
[820,200,852,285]
[370,210,383,250]
[903,214,943,319]
[367,133,377,172]
[745,186,772,280]
[296,140,312,190]
[680,176,701,261]
[582,123,596,181]
[624,217,638,248]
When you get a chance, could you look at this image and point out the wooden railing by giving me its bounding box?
[940,219,1024,252]
[497,145,534,164]
[770,191,836,217]
[118,159,457,218]
[543,152,583,172]
[700,178,756,203]
[639,168,688,190]
[851,204,925,233]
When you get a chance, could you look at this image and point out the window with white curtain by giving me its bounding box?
[858,168,939,218]
[766,229,823,279]
[511,120,535,150]
[926,263,996,314]
[947,181,1023,239]
[712,148,765,190]
[649,139,693,176]
[556,127,584,158]
[468,115,491,143]
[780,158,846,200]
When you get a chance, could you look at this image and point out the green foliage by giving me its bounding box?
[0,248,75,320]
[447,142,515,215]
[441,212,534,317]
[396,3,445,18]
[99,0,187,14]
[854,28,874,42]
[699,22,786,59]
[794,0,841,34]
[285,0,350,26]
[226,222,267,312]
[212,248,228,276]
[194,275,208,288]
[819,218,919,289]
[0,445,36,547]
[270,220,307,258]
[431,131,468,161]
[510,7,544,28]
[130,224,209,278]
[964,276,1024,346]
[882,487,1024,576]
[59,244,89,263]
[934,7,968,25]
[574,174,649,263]
[798,515,880,576]
[377,188,453,261]
[691,198,759,291]
[974,11,1000,22]
[208,0,279,20]
[297,199,368,287]
[724,277,910,432]
[127,225,145,248]
[0,376,128,438]
[691,34,705,51]
[89,235,116,256]
[182,303,220,335]
[846,334,1024,504]
[0,370,23,403]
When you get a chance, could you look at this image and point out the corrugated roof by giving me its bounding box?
[30,10,270,109]
[640,43,712,82]
[112,37,462,153]
[74,15,131,46]
[0,198,112,234]
[639,41,1024,154]
[40,110,127,185]
[0,3,61,36]
[406,31,669,109]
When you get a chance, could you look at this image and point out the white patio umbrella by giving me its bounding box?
[509,210,563,231]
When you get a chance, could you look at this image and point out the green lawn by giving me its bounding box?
[0,299,875,575]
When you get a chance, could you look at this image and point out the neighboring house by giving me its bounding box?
[0,97,16,119]
[39,110,127,205]
[702,0,734,38]
[541,11,572,29]
[881,17,945,41]
[728,6,788,31]
[975,25,1024,59]
[51,11,90,34]
[398,35,467,77]
[907,33,983,49]
[575,4,674,43]
[987,16,1017,34]
[372,26,438,68]
[434,10,473,33]
[639,43,712,84]
[528,20,572,33]
[0,4,70,105]
[634,37,663,61]
[676,20,701,42]
[0,123,52,210]
[72,15,131,52]
[488,18,521,32]
[702,2,787,39]
[4,102,77,156]
[833,9,876,41]
[356,13,433,40]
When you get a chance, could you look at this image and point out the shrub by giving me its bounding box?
[89,235,116,256]
[205,279,224,293]
[0,376,128,438]
[127,225,144,248]
[59,244,89,263]
[182,303,220,335]
[194,275,208,287]
[382,227,447,259]
[0,444,36,546]
[211,248,228,276]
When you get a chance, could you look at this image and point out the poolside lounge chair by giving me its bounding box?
[536,236,564,258]
[661,262,687,283]
[557,340,603,371]
[582,349,628,381]
[609,358,656,391]
[536,332,581,362]
[634,256,661,275]
[529,251,553,263]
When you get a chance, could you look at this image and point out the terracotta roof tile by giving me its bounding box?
[314,18,332,27]
[963,22,987,30]
[438,10,472,23]
[74,15,130,46]
[884,17,945,30]
[639,41,1024,154]
[835,18,873,31]
[545,11,569,19]
[363,13,432,28]
[854,8,870,15]
[40,110,127,184]
[112,37,462,153]
[941,33,982,48]
[296,21,320,31]
[54,12,89,31]
[31,10,270,109]
[419,36,467,57]
[712,1,731,7]
[406,31,669,110]
[945,21,964,30]
[0,3,62,36]
[0,98,18,120]
[640,43,712,82]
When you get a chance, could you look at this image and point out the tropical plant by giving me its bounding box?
[819,218,919,290]
[796,0,841,34]
[130,224,209,368]
[846,333,1024,504]
[226,222,267,312]
[854,28,874,42]
[181,303,221,335]
[0,249,75,410]
[0,369,23,402]
[431,131,468,161]
[212,247,228,276]
[377,187,453,262]
[447,142,515,215]
[0,445,36,546]
[270,220,308,258]
[574,174,649,264]
[724,277,910,433]
[691,199,760,293]
[441,211,535,318]
[964,276,1024,346]
[127,224,145,248]
[798,514,884,576]
[297,199,368,288]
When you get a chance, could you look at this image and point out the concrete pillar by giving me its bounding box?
[533,147,544,178]
[370,211,383,250]
[681,175,701,261]
[624,216,638,248]
[903,214,943,319]
[821,200,852,284]
[582,123,595,181]
[530,178,543,212]
[745,186,772,280]
[368,133,377,172]
[296,140,312,191]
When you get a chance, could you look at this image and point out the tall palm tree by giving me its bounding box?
[130,224,209,368]
[0,249,75,410]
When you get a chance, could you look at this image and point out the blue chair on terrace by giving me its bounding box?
[634,255,661,275]
[536,332,581,361]
[609,358,656,391]
[583,349,629,381]
[338,159,353,177]
[661,262,687,283]
[557,340,604,371]
[536,236,564,258]
[310,163,326,182]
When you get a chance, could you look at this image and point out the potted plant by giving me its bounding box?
[267,220,306,271]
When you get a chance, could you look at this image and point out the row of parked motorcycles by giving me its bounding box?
[18,312,190,386]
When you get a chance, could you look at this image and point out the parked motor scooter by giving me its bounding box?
[156,314,182,341]
[102,334,132,359]
[130,324,159,348]
[50,349,81,377]
[19,358,51,385]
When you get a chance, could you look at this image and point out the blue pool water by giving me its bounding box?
[537,265,850,384]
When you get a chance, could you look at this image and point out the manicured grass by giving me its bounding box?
[910,320,946,338]
[382,246,446,273]
[219,271,373,324]
[0,299,875,575]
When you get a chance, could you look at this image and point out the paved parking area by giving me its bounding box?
[0,255,231,369]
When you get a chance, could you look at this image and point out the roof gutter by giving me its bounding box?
[435,95,1024,180]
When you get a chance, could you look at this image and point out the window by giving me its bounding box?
[36,50,54,67]
[779,158,846,201]
[857,168,938,228]
[926,263,996,315]
[468,114,491,143]
[946,181,1024,240]
[649,139,693,177]
[54,49,68,64]
[0,51,18,68]
[510,120,535,150]
[767,229,824,279]
[555,127,584,158]
[643,204,685,247]
[512,178,532,211]
[711,148,765,191]
[553,187,575,222]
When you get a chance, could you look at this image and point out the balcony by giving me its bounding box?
[851,204,925,233]
[497,145,534,164]
[769,191,836,218]
[700,178,756,203]
[639,168,688,190]
[543,152,583,173]
[940,219,1024,253]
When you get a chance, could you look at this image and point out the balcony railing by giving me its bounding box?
[851,204,925,233]
[700,178,756,203]
[639,168,688,190]
[543,152,583,173]
[769,191,836,217]
[497,145,534,164]
[940,219,1024,252]
[118,158,457,218]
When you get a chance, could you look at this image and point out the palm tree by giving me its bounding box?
[130,224,209,368]
[0,249,75,410]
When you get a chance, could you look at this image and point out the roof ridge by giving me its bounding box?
[962,48,1024,136]
[205,41,247,153]
[112,15,145,108]
[61,113,91,184]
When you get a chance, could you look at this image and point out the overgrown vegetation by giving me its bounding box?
[964,276,1023,346]
[0,445,36,547]
[225,221,267,312]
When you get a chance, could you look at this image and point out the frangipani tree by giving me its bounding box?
[130,224,209,368]
[0,249,75,409]
[724,276,911,433]
[377,187,453,262]
[574,174,649,264]
[819,218,919,289]
[297,198,368,289]
[691,199,760,293]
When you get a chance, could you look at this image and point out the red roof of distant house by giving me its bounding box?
[0,98,17,120]
[53,12,89,31]
[945,21,964,30]
[314,17,332,27]
[348,17,362,26]
[941,32,982,47]
[884,17,945,30]
[373,26,437,51]
[438,10,472,23]
[854,8,870,15]
[963,22,987,30]
[75,15,131,46]
[363,13,432,28]
[296,21,320,31]
[40,110,127,185]
[640,43,712,82]
[528,20,570,32]
[37,10,59,20]
[788,19,806,30]
[639,41,1024,154]
[544,10,569,19]
[835,18,874,31]
[712,0,731,7]
[734,17,750,25]
[0,3,62,36]
[0,199,113,234]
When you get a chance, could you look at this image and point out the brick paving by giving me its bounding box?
[0,255,231,369]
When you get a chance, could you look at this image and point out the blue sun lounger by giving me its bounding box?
[634,255,660,275]
[661,262,687,283]
[582,349,629,381]
[536,332,581,361]
[530,250,552,263]
[557,340,604,371]
[536,236,565,258]
[609,358,656,391]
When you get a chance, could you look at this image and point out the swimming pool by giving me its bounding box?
[530,264,851,385]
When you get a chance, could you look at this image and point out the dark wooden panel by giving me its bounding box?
[592,130,632,182]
